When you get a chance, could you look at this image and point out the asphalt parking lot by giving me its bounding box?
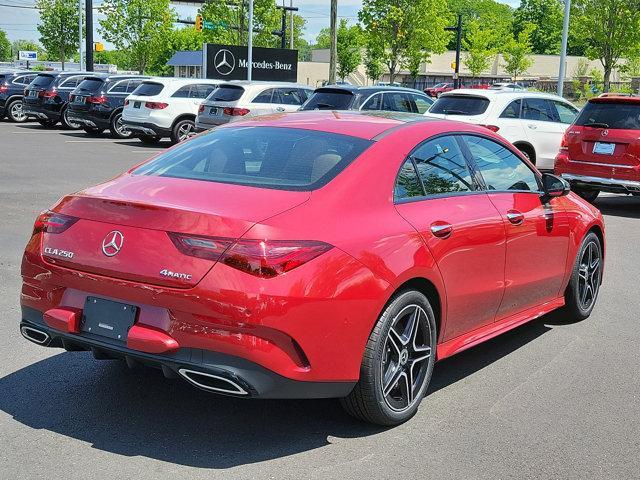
[1,119,639,480]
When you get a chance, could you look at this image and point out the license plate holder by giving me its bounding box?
[81,296,138,342]
[209,107,219,115]
[28,90,37,98]
[593,142,615,155]
[133,101,141,109]
[74,96,86,104]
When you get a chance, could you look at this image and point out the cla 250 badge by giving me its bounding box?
[160,269,192,280]
[44,247,75,259]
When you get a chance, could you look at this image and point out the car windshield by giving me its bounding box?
[134,126,372,191]
[131,82,164,96]
[301,89,354,110]
[429,95,490,115]
[207,85,244,102]
[575,101,640,130]
[31,75,55,88]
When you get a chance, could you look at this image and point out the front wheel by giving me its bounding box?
[6,99,27,122]
[574,188,600,203]
[340,290,436,426]
[564,231,603,321]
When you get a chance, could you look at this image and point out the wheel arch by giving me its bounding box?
[109,106,124,123]
[587,223,605,260]
[512,141,536,164]
[171,113,196,129]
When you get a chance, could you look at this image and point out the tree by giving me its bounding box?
[35,0,80,69]
[147,27,204,76]
[572,0,640,92]
[463,19,495,78]
[359,0,450,83]
[0,30,11,61]
[448,0,513,52]
[502,24,534,80]
[98,0,175,74]
[513,0,562,54]
[334,20,362,80]
[364,47,383,84]
[11,39,43,60]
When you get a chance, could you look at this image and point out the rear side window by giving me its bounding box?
[429,95,490,115]
[126,80,142,93]
[575,101,640,129]
[107,79,129,93]
[58,76,83,89]
[273,88,306,105]
[31,75,55,87]
[383,92,414,112]
[500,99,521,119]
[197,84,217,98]
[208,85,244,102]
[522,98,555,122]
[252,88,274,103]
[172,85,193,98]
[361,93,383,111]
[134,127,372,191]
[132,82,164,96]
[395,159,424,200]
[77,78,104,92]
[301,89,354,110]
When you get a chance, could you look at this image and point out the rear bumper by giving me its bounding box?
[23,103,61,122]
[67,109,112,130]
[122,120,171,138]
[20,306,355,399]
[560,173,640,193]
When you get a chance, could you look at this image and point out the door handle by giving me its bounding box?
[430,221,453,238]
[506,210,525,225]
[275,107,285,112]
[527,124,538,130]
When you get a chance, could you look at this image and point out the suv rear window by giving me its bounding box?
[31,75,55,87]
[207,85,245,102]
[76,78,104,92]
[134,127,372,191]
[132,82,164,96]
[429,95,490,115]
[301,89,355,110]
[575,100,640,130]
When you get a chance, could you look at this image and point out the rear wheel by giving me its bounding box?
[61,107,81,129]
[516,144,535,164]
[574,188,600,203]
[564,232,602,321]
[138,134,161,145]
[109,111,132,139]
[170,118,196,144]
[6,99,27,122]
[340,290,436,426]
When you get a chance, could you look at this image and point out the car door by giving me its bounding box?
[272,87,306,113]
[170,84,199,114]
[394,134,507,341]
[521,97,568,169]
[250,88,278,116]
[461,134,570,320]
[495,98,528,144]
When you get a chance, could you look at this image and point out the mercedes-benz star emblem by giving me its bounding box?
[214,49,235,76]
[102,230,124,257]
[602,129,609,136]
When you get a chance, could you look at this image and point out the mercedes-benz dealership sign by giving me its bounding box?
[203,43,298,82]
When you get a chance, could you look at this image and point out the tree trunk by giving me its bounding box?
[603,65,612,93]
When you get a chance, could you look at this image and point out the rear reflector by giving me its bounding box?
[33,211,79,235]
[145,101,168,109]
[223,107,250,116]
[168,233,332,278]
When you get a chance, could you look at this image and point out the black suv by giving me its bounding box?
[0,70,38,122]
[67,74,150,137]
[23,71,91,128]
[300,85,433,114]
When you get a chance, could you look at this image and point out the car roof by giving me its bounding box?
[141,77,219,85]
[84,73,150,81]
[315,85,426,95]
[589,94,640,104]
[440,88,566,102]
[217,80,312,88]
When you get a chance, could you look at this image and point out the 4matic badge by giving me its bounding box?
[160,269,192,280]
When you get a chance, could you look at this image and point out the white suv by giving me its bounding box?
[426,90,580,170]
[122,78,219,144]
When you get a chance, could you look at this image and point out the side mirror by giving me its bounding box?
[541,173,570,199]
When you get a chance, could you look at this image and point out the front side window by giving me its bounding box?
[522,98,555,122]
[463,135,539,192]
[412,136,475,195]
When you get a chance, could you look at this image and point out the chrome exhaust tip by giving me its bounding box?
[20,326,51,346]
[178,368,248,396]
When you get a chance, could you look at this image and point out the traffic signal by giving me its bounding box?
[195,14,203,32]
[94,42,105,52]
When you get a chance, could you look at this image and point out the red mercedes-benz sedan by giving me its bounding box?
[20,111,605,425]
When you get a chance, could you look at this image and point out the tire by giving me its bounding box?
[340,290,437,426]
[138,134,161,145]
[61,107,81,129]
[37,119,56,127]
[6,99,27,122]
[82,127,103,135]
[109,111,132,139]
[170,118,196,144]
[563,231,602,321]
[516,144,536,164]
[574,188,600,203]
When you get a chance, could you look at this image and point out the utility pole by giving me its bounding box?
[289,0,294,49]
[328,0,337,84]
[557,0,571,97]
[78,0,84,70]
[85,0,93,71]
[445,14,462,89]
[247,0,253,80]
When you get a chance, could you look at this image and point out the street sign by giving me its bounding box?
[203,43,298,82]
[19,51,37,61]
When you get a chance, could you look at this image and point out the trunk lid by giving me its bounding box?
[566,125,640,168]
[42,174,310,288]
[69,77,105,113]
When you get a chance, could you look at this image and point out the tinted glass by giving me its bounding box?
[31,75,55,87]
[412,94,433,114]
[552,101,578,124]
[252,88,274,103]
[500,99,521,119]
[77,78,104,92]
[522,98,554,122]
[126,80,142,93]
[574,101,640,129]
[172,85,192,98]
[429,95,490,115]
[361,93,382,111]
[298,89,311,102]
[12,76,25,85]
[301,89,354,110]
[208,85,244,102]
[463,135,539,192]
[275,88,305,105]
[395,159,424,200]
[198,84,217,98]
[59,76,82,89]
[412,136,475,195]
[383,92,414,112]
[134,127,372,191]
[108,80,128,93]
[132,82,164,96]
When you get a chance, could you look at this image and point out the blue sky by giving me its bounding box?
[0,0,521,47]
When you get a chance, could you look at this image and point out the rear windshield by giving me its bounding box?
[31,75,55,88]
[207,85,244,102]
[134,126,372,191]
[429,95,490,115]
[76,78,104,92]
[575,101,640,130]
[301,89,355,110]
[131,82,164,96]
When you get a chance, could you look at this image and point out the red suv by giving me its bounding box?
[555,95,640,202]
[424,82,454,98]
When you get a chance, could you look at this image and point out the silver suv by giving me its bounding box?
[195,81,314,132]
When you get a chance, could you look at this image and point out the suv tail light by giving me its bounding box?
[42,89,57,99]
[560,130,570,150]
[33,211,79,235]
[223,107,250,116]
[88,95,107,105]
[0,84,8,94]
[480,124,500,132]
[168,233,333,278]
[124,99,129,106]
[198,104,205,113]
[145,101,168,109]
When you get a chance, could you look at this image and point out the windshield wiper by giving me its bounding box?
[583,122,609,128]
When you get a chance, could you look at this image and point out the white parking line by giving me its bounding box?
[65,139,122,143]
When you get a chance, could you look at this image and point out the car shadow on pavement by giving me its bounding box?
[594,195,640,219]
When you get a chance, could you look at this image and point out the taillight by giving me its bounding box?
[560,131,570,150]
[33,211,79,235]
[168,233,333,278]
[88,95,107,105]
[480,124,500,132]
[198,104,205,113]
[124,99,129,106]
[42,89,57,99]
[223,107,250,116]
[0,84,8,94]
[145,101,168,109]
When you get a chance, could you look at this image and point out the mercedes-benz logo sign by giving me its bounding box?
[214,49,236,76]
[102,230,124,257]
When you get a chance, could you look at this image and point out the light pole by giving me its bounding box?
[78,0,84,70]
[445,15,462,89]
[328,0,337,84]
[247,0,253,80]
[557,0,571,96]
[85,0,93,71]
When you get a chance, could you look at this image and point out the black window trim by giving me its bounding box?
[107,78,131,94]
[499,98,523,119]
[58,75,85,89]
[359,91,384,111]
